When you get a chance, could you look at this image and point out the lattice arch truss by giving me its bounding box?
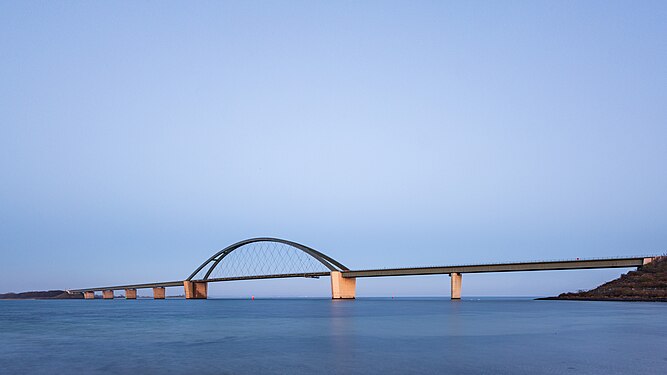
[187,238,349,281]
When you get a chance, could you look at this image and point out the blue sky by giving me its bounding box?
[1,1,665,297]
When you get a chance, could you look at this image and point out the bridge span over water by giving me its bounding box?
[69,237,657,300]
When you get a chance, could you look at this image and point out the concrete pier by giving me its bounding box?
[183,281,207,299]
[153,287,165,299]
[450,272,462,300]
[102,290,114,299]
[125,288,137,299]
[84,291,95,299]
[331,271,356,299]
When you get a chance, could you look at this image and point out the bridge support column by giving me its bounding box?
[84,291,95,299]
[331,271,356,299]
[153,287,165,299]
[450,273,462,300]
[125,289,137,299]
[102,290,114,299]
[183,281,208,299]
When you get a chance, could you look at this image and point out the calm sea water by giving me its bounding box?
[0,298,665,374]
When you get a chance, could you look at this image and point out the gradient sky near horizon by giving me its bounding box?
[1,1,665,297]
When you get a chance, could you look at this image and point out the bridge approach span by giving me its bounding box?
[343,257,650,278]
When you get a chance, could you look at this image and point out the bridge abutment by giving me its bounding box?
[183,281,208,299]
[331,271,356,299]
[450,273,462,300]
[125,289,137,299]
[153,287,165,299]
[84,291,95,299]
[102,290,114,299]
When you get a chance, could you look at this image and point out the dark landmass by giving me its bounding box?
[538,256,667,302]
[0,290,83,299]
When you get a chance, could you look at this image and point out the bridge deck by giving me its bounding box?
[204,272,330,283]
[68,273,330,292]
[342,257,648,278]
[69,257,652,292]
[68,281,184,293]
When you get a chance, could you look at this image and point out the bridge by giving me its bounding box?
[68,237,658,300]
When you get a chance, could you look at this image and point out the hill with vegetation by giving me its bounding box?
[0,290,83,299]
[540,256,667,301]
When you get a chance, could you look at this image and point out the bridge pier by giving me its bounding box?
[125,288,137,299]
[183,281,208,299]
[450,273,462,300]
[102,290,114,299]
[84,291,95,299]
[153,287,165,299]
[331,271,356,299]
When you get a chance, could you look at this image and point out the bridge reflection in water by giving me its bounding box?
[68,237,657,300]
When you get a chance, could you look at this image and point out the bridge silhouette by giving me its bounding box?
[69,237,657,300]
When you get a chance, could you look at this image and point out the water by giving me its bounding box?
[0,298,665,374]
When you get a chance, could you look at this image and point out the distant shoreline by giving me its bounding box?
[0,290,82,300]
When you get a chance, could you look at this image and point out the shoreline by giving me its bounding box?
[536,297,667,302]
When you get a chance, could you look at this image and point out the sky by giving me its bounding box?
[1,1,665,297]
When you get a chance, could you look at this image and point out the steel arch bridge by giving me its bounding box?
[177,237,356,299]
[69,236,657,301]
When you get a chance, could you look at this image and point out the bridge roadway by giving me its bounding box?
[342,256,649,278]
[69,273,331,293]
[69,256,654,299]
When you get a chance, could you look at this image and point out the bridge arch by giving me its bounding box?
[186,237,349,281]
